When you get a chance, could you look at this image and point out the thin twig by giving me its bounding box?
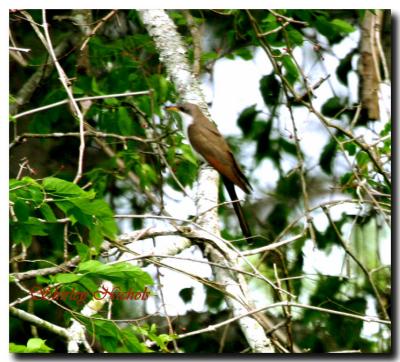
[9,46,31,52]
[175,300,389,341]
[80,10,118,51]
[41,10,85,184]
[13,91,152,120]
[9,130,167,150]
[258,21,290,37]
[268,10,308,26]
[154,254,180,352]
[322,206,389,320]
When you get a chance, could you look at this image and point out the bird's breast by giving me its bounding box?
[179,114,206,162]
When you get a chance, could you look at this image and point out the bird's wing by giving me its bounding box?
[188,121,252,193]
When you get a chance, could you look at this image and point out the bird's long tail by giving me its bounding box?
[222,177,252,240]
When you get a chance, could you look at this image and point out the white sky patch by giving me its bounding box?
[302,240,346,276]
[145,246,212,315]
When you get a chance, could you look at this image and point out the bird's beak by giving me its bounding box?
[164,105,180,112]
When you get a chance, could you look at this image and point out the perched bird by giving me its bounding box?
[165,102,252,239]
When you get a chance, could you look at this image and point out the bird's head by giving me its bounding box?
[164,102,198,116]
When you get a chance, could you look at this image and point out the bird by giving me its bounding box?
[165,102,252,239]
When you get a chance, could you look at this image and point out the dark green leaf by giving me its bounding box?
[287,29,304,46]
[234,47,253,60]
[276,171,302,200]
[319,138,337,174]
[267,203,289,233]
[237,104,259,137]
[344,142,357,156]
[14,199,31,222]
[340,172,353,187]
[179,287,194,303]
[255,121,273,161]
[321,96,344,118]
[279,138,297,156]
[259,73,281,106]
[117,107,133,136]
[337,51,355,86]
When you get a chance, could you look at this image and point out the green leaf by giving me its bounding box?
[73,198,114,217]
[99,217,118,241]
[77,260,153,290]
[82,319,150,353]
[9,343,27,353]
[89,225,104,249]
[276,171,302,200]
[201,51,219,62]
[321,96,344,118]
[337,51,355,86]
[118,107,133,136]
[39,203,57,222]
[10,223,32,246]
[180,144,198,166]
[13,199,31,222]
[179,287,194,303]
[319,138,337,175]
[340,172,353,187]
[10,177,44,206]
[52,273,82,284]
[331,19,355,34]
[344,142,357,156]
[138,164,158,187]
[43,177,92,198]
[173,158,197,189]
[74,242,92,261]
[281,55,299,84]
[278,138,297,156]
[356,150,369,167]
[314,16,342,44]
[267,202,290,233]
[55,201,92,226]
[10,338,53,353]
[234,47,253,60]
[237,104,259,137]
[259,73,281,106]
[132,324,174,352]
[287,29,304,46]
[11,217,48,247]
[255,121,273,161]
[120,327,151,352]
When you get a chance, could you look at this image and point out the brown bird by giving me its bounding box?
[165,102,252,239]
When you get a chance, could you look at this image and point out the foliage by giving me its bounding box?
[10,338,54,353]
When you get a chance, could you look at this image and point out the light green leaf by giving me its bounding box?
[39,204,57,222]
[331,19,355,34]
[52,273,82,284]
[43,177,92,198]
